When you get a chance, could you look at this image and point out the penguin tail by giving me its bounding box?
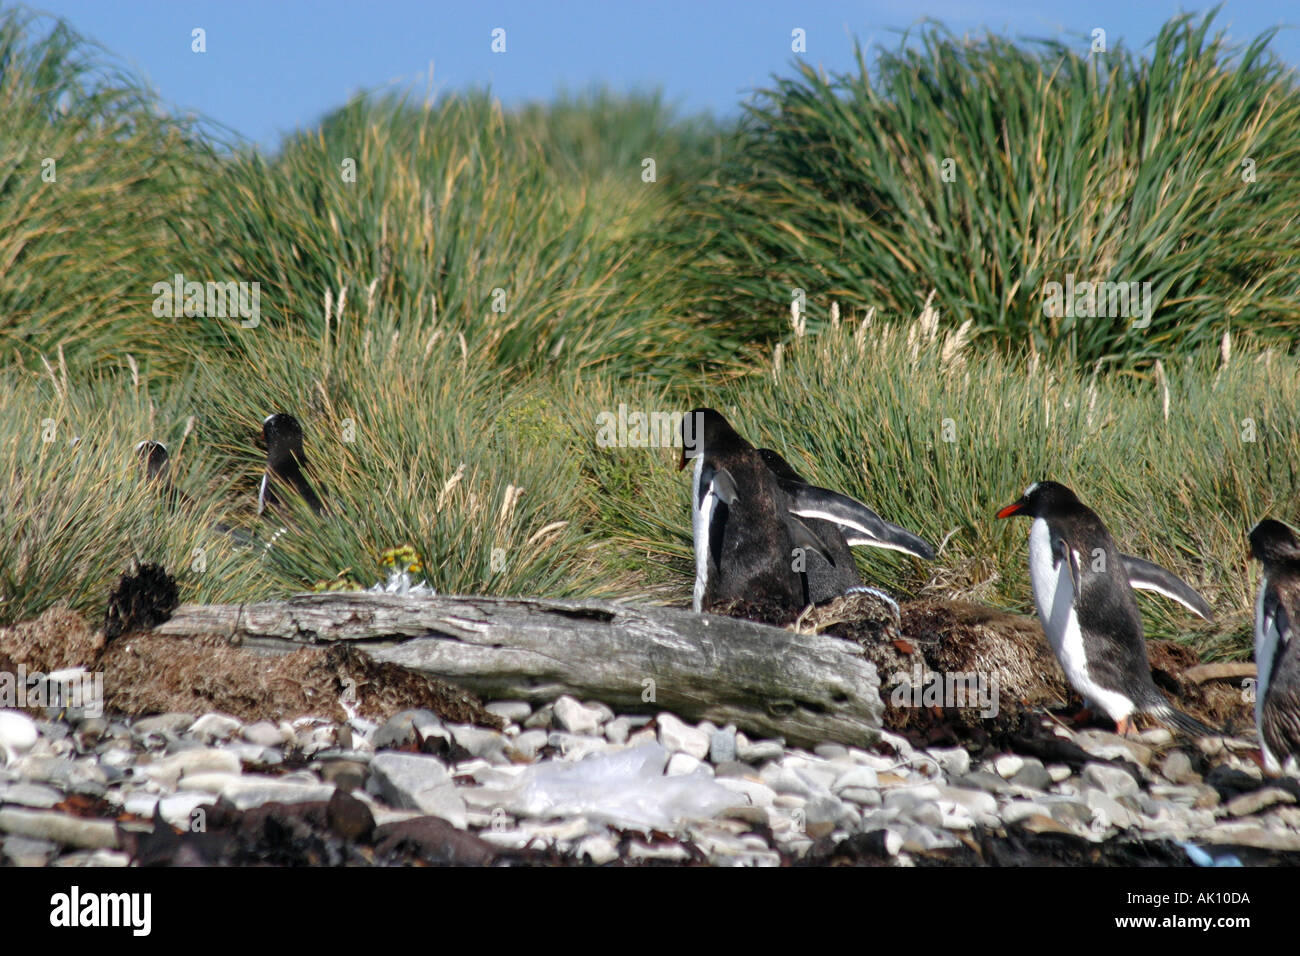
[1144,702,1219,738]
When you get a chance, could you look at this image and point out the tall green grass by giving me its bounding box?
[676,10,1300,366]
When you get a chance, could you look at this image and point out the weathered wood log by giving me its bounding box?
[154,593,883,748]
[1183,662,1256,685]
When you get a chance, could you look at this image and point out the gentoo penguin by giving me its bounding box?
[758,448,935,604]
[1248,519,1300,774]
[996,481,1215,736]
[259,413,326,516]
[135,440,170,483]
[679,408,838,613]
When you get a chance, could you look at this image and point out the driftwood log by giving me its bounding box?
[154,594,883,749]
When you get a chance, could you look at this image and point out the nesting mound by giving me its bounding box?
[103,562,179,640]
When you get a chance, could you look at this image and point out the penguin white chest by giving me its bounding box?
[691,456,717,613]
[1254,578,1284,771]
[1026,518,1133,720]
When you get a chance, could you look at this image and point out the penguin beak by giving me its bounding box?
[995,500,1024,519]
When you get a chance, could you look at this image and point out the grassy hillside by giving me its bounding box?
[1,7,1297,666]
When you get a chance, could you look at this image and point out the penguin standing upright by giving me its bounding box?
[1248,518,1300,773]
[259,412,326,516]
[757,448,934,605]
[996,481,1215,735]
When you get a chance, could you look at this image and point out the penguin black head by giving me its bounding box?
[995,480,1081,520]
[263,413,306,463]
[1249,519,1300,565]
[678,408,746,471]
[134,440,169,482]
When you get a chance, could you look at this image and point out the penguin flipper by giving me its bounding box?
[785,513,838,566]
[785,485,935,560]
[1121,553,1215,622]
[1051,535,1082,597]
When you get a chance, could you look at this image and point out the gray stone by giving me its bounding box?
[545,732,608,761]
[993,754,1024,778]
[832,765,879,792]
[709,727,737,764]
[1085,789,1134,831]
[372,710,446,751]
[656,713,709,759]
[14,757,106,796]
[1160,750,1200,785]
[189,713,242,743]
[927,747,971,777]
[1071,730,1153,767]
[1010,758,1053,791]
[1081,762,1141,798]
[815,743,848,760]
[604,718,632,745]
[1223,787,1296,818]
[447,724,509,763]
[242,721,285,748]
[552,696,605,735]
[141,748,241,789]
[510,729,549,761]
[2,834,57,866]
[0,808,118,849]
[369,753,467,827]
[485,700,533,724]
[0,781,65,809]
[523,703,555,730]
[736,739,785,764]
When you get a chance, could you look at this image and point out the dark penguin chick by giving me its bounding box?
[135,440,170,483]
[259,413,326,516]
[679,408,837,614]
[1248,519,1300,774]
[996,481,1215,737]
[758,448,934,605]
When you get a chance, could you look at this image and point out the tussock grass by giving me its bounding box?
[676,10,1300,366]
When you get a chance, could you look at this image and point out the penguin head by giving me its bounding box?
[1249,518,1300,564]
[678,407,740,471]
[134,440,169,482]
[995,480,1081,519]
[262,412,306,462]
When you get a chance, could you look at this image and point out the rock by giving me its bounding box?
[1136,728,1173,747]
[157,792,213,829]
[485,701,533,724]
[0,808,118,849]
[189,713,242,744]
[215,776,335,809]
[666,753,706,776]
[815,743,848,760]
[1081,763,1141,798]
[318,759,368,791]
[952,771,1017,795]
[132,713,195,737]
[1010,759,1053,791]
[709,727,737,764]
[1046,764,1072,783]
[1020,813,1071,835]
[627,840,691,863]
[546,733,608,761]
[552,696,605,735]
[141,748,242,789]
[327,789,375,841]
[509,729,549,761]
[447,725,508,763]
[1160,750,1200,785]
[2,834,57,866]
[523,703,555,730]
[736,739,785,764]
[13,757,106,796]
[0,781,65,809]
[242,721,285,748]
[0,711,38,766]
[373,710,446,751]
[993,754,1024,778]
[1084,789,1133,830]
[604,718,632,745]
[575,833,619,864]
[1071,730,1152,767]
[370,753,467,827]
[927,747,971,777]
[839,787,883,807]
[657,713,709,760]
[1222,787,1296,818]
[74,718,108,749]
[832,765,879,793]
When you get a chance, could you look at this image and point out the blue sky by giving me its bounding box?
[27,1,1300,148]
